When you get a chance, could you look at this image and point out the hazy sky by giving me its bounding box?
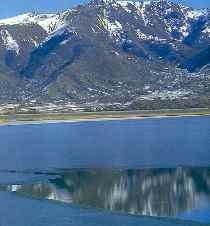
[0,0,209,19]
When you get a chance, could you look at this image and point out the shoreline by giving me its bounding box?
[0,111,209,127]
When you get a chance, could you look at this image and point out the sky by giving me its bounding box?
[0,0,209,19]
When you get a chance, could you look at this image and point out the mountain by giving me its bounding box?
[0,0,209,111]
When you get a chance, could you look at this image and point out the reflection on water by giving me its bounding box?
[1,167,210,218]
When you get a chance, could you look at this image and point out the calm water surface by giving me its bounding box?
[1,167,210,221]
[0,116,209,170]
[0,116,209,225]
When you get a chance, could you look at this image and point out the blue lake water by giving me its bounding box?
[0,116,210,226]
[0,116,210,171]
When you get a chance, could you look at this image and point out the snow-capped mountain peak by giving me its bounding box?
[0,0,209,106]
[0,12,62,33]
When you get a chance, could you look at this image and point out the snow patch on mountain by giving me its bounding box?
[51,23,69,36]
[203,26,210,36]
[0,13,61,33]
[98,15,123,37]
[138,4,150,25]
[0,13,35,25]
[0,30,19,54]
[179,25,189,37]
[31,39,39,47]
[113,1,152,25]
[38,22,76,48]
[35,14,61,33]
[116,1,132,13]
[187,9,208,19]
[117,0,149,8]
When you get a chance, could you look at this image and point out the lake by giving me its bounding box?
[0,116,210,226]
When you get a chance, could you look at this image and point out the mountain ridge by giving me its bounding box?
[0,0,209,111]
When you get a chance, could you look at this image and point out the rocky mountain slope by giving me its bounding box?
[0,0,209,110]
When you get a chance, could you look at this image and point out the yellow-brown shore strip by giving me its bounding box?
[0,108,209,125]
